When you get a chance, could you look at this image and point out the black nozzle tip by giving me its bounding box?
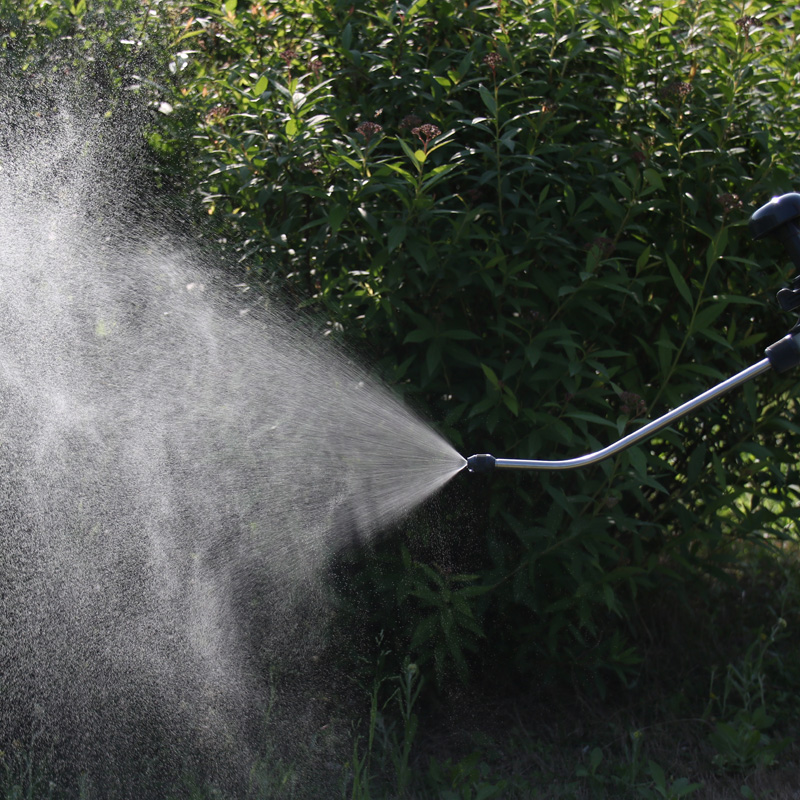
[466,454,496,474]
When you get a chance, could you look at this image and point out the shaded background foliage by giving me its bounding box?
[5,0,800,694]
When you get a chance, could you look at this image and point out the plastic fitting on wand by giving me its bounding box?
[466,454,496,473]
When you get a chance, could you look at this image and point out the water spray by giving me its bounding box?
[466,193,800,474]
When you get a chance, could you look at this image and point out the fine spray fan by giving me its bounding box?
[467,193,800,474]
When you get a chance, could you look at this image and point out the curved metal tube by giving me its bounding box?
[490,358,772,471]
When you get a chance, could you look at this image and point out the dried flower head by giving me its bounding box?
[464,187,484,206]
[619,391,647,417]
[717,193,743,213]
[659,80,692,103]
[411,123,441,151]
[584,236,616,258]
[412,123,441,140]
[204,104,231,125]
[356,121,383,143]
[399,114,423,131]
[280,48,298,67]
[309,58,323,77]
[735,15,758,32]
[301,157,324,175]
[483,52,504,75]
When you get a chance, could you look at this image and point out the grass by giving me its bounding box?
[1,543,799,800]
[334,543,800,800]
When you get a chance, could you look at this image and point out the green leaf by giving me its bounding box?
[383,162,415,182]
[669,777,704,797]
[711,453,726,489]
[706,226,729,269]
[610,174,631,201]
[421,163,460,192]
[602,583,616,612]
[692,300,728,334]
[388,224,407,252]
[647,759,666,789]
[635,245,652,274]
[398,136,423,172]
[479,84,497,115]
[441,329,479,340]
[328,205,347,233]
[502,388,519,416]
[666,255,692,306]
[456,50,472,79]
[592,191,624,221]
[426,340,442,374]
[686,444,707,486]
[480,363,500,388]
[410,615,438,649]
[253,75,268,96]
[643,167,664,190]
[404,328,434,344]
[627,446,647,477]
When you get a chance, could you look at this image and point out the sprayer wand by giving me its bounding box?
[467,193,800,474]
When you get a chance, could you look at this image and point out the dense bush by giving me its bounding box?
[149,0,800,690]
[8,0,800,692]
[0,0,168,97]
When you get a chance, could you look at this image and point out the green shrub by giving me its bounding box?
[0,0,167,92]
[13,0,800,691]
[153,0,800,690]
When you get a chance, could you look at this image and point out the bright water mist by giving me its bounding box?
[0,106,464,789]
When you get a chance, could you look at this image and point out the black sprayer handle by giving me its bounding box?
[749,193,800,313]
[749,192,800,266]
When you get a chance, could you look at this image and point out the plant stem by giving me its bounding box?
[494,80,504,229]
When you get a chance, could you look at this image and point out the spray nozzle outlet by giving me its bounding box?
[466,454,496,473]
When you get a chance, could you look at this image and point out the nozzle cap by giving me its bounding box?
[466,454,496,474]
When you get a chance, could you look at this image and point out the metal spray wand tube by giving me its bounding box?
[479,358,771,472]
[466,194,800,475]
[466,333,800,474]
